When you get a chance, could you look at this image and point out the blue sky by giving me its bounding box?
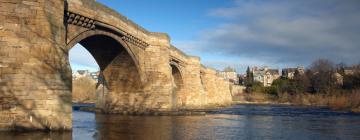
[70,0,360,73]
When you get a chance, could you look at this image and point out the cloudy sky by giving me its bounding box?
[70,0,360,73]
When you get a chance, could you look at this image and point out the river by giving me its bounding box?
[0,104,359,140]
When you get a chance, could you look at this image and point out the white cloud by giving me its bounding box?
[172,40,207,55]
[69,44,99,71]
[181,0,360,71]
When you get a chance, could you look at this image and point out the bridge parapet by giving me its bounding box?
[67,0,170,46]
[169,45,188,66]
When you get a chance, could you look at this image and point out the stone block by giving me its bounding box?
[21,100,35,109]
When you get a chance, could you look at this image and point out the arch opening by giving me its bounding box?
[68,34,143,113]
[170,64,183,110]
[70,44,99,104]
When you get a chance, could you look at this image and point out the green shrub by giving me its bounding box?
[264,86,278,95]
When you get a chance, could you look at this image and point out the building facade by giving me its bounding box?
[73,70,99,81]
[217,67,239,84]
[72,70,90,80]
[282,66,305,79]
[252,66,280,87]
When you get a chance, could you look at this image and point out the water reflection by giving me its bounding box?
[0,131,71,140]
[95,114,217,140]
[0,104,359,140]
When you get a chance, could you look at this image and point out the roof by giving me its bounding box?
[77,70,88,75]
[282,68,298,73]
[268,69,279,75]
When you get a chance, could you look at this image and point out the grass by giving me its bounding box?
[328,90,360,112]
[236,90,360,113]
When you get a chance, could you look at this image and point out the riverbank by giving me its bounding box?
[233,91,360,113]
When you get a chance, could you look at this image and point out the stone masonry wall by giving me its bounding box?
[0,0,234,131]
[178,57,204,109]
[0,0,71,130]
[200,67,232,107]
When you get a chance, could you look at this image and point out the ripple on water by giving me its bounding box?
[0,104,359,140]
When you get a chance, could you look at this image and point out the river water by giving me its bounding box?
[0,104,359,140]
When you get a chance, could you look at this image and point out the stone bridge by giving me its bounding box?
[0,0,232,130]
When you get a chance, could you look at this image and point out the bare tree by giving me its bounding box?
[308,59,337,94]
[309,58,334,73]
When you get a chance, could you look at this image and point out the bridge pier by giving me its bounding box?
[0,0,71,130]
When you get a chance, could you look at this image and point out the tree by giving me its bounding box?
[245,66,253,86]
[271,78,290,95]
[291,69,309,94]
[343,64,360,89]
[308,59,336,94]
[309,58,334,73]
[245,66,255,93]
[336,62,347,76]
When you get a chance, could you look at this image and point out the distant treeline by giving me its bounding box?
[72,77,97,103]
[244,59,360,112]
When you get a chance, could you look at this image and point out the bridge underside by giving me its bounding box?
[0,0,233,131]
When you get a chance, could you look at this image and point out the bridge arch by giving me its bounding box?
[66,30,144,79]
[170,63,184,88]
[170,62,184,109]
[66,30,145,113]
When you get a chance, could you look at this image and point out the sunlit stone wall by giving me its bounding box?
[0,0,233,131]
[0,0,71,130]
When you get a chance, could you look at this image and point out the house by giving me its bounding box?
[90,71,100,81]
[73,70,100,82]
[344,67,355,75]
[72,70,90,80]
[218,67,239,84]
[333,72,343,85]
[282,66,305,79]
[252,66,280,87]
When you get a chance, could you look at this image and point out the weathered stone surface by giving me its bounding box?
[0,0,233,131]
[200,67,233,107]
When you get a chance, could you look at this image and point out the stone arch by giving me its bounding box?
[170,63,183,88]
[170,62,184,110]
[66,30,144,81]
[66,30,145,113]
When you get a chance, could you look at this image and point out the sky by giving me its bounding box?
[69,0,360,73]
